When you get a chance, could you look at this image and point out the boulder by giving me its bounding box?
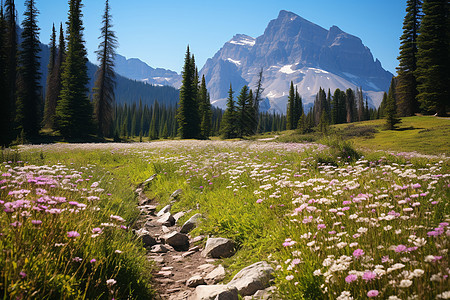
[156,212,175,227]
[205,265,225,284]
[202,238,236,258]
[190,285,238,300]
[180,213,202,234]
[227,261,274,296]
[156,204,172,217]
[186,275,206,288]
[161,231,189,251]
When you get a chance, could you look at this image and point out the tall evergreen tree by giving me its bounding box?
[286,81,295,130]
[0,3,8,145]
[55,0,93,138]
[198,75,211,139]
[16,0,41,138]
[236,85,250,137]
[253,68,264,131]
[177,46,201,139]
[221,84,238,139]
[416,0,449,116]
[93,0,117,137]
[385,78,401,130]
[345,88,356,123]
[43,23,58,128]
[397,0,422,116]
[378,92,388,118]
[2,0,17,145]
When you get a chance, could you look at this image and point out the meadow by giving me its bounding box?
[1,137,449,299]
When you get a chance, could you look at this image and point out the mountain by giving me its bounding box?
[200,10,393,113]
[114,54,182,88]
[35,38,179,108]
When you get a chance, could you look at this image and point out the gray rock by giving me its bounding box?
[191,235,205,243]
[180,213,202,234]
[205,265,225,284]
[135,228,157,248]
[156,204,172,217]
[161,231,189,251]
[173,211,186,222]
[202,238,236,258]
[142,174,157,186]
[186,275,206,288]
[227,261,274,296]
[170,189,183,199]
[157,212,175,227]
[150,244,169,253]
[190,285,238,300]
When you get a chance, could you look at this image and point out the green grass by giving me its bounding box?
[273,116,449,156]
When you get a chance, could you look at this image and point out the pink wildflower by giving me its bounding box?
[345,274,358,283]
[362,271,377,281]
[67,231,80,238]
[395,245,407,253]
[367,290,379,297]
[353,248,364,258]
[31,220,42,225]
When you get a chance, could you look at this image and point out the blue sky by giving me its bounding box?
[16,0,406,74]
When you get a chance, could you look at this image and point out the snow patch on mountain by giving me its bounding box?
[227,58,241,66]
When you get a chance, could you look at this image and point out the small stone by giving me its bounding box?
[186,275,206,288]
[161,231,190,251]
[190,235,205,243]
[152,256,164,263]
[157,270,173,277]
[205,265,225,284]
[157,212,175,227]
[202,238,236,258]
[156,204,172,217]
[182,251,196,258]
[173,211,186,222]
[188,245,200,252]
[161,266,174,271]
[170,189,183,199]
[198,263,215,271]
[191,285,238,300]
[150,244,169,253]
[135,228,157,248]
[166,288,181,294]
[180,213,202,234]
[161,225,171,233]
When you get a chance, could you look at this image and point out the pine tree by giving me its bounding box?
[177,46,200,139]
[356,87,365,121]
[385,78,401,130]
[198,75,211,139]
[2,0,18,146]
[221,84,237,139]
[253,68,264,131]
[0,3,8,145]
[297,113,306,134]
[16,0,41,138]
[397,0,422,116]
[93,0,117,137]
[43,24,57,128]
[286,81,295,130]
[295,87,303,125]
[236,85,250,137]
[345,88,356,123]
[378,92,388,117]
[55,0,93,138]
[416,0,449,116]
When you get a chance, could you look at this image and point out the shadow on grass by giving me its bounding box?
[395,126,422,131]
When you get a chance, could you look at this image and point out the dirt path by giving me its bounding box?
[134,181,221,300]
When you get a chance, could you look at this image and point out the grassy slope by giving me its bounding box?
[335,116,450,156]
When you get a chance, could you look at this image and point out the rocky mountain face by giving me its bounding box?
[200,10,393,113]
[114,54,182,88]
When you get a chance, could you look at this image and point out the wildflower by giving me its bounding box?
[399,279,413,288]
[92,227,102,234]
[337,291,354,300]
[10,221,22,227]
[283,238,296,247]
[395,245,407,253]
[353,249,364,258]
[72,257,82,262]
[362,271,377,281]
[436,291,450,299]
[256,199,263,203]
[367,290,379,297]
[90,258,96,263]
[19,271,27,279]
[285,275,294,280]
[106,278,116,287]
[67,231,80,238]
[317,224,326,230]
[115,250,122,254]
[345,274,358,283]
[31,220,42,225]
[110,215,125,222]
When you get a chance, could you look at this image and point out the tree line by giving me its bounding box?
[0,0,118,146]
[396,0,449,117]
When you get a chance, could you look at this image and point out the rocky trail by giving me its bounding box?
[133,176,276,300]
